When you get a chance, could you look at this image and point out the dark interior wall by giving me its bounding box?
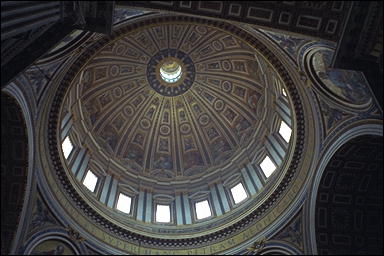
[316,135,383,255]
[1,92,28,255]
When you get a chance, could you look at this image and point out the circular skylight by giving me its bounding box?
[160,60,182,83]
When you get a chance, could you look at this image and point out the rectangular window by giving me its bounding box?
[116,193,132,214]
[260,155,276,178]
[279,121,292,143]
[195,200,211,220]
[156,204,170,223]
[62,136,73,159]
[83,170,98,192]
[230,183,248,204]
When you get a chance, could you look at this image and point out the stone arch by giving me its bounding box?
[21,227,89,255]
[1,92,29,254]
[315,134,383,254]
[259,240,303,255]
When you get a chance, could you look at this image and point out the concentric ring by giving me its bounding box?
[147,48,195,96]
[47,14,306,253]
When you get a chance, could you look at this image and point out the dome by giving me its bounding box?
[54,14,301,251]
[65,21,293,186]
[3,2,383,255]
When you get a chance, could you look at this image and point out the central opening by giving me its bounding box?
[160,60,182,83]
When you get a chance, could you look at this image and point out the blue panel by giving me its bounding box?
[145,192,152,223]
[217,183,230,213]
[278,98,291,116]
[210,186,223,216]
[281,94,289,105]
[175,195,184,225]
[107,179,118,208]
[136,191,145,221]
[60,119,73,141]
[71,148,85,175]
[276,106,292,127]
[182,194,192,224]
[269,135,286,158]
[265,139,283,166]
[75,153,90,181]
[99,175,112,204]
[241,168,257,195]
[61,112,72,129]
[67,147,78,167]
[246,163,263,190]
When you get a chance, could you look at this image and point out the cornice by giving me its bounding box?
[43,14,307,252]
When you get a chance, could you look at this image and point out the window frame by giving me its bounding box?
[229,182,249,205]
[193,199,213,221]
[115,192,133,215]
[278,120,292,143]
[81,169,100,194]
[61,135,74,160]
[154,203,172,224]
[259,154,277,179]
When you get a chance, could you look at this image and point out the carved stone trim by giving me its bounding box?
[46,15,305,247]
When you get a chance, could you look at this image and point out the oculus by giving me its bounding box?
[147,49,195,96]
[160,60,182,83]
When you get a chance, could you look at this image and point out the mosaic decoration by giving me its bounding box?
[305,47,371,107]
[246,237,267,254]
[46,15,309,254]
[6,6,379,255]
[319,99,353,132]
[30,239,75,255]
[28,192,58,235]
[272,210,304,251]
[260,29,310,62]
[75,22,284,181]
[23,61,62,104]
